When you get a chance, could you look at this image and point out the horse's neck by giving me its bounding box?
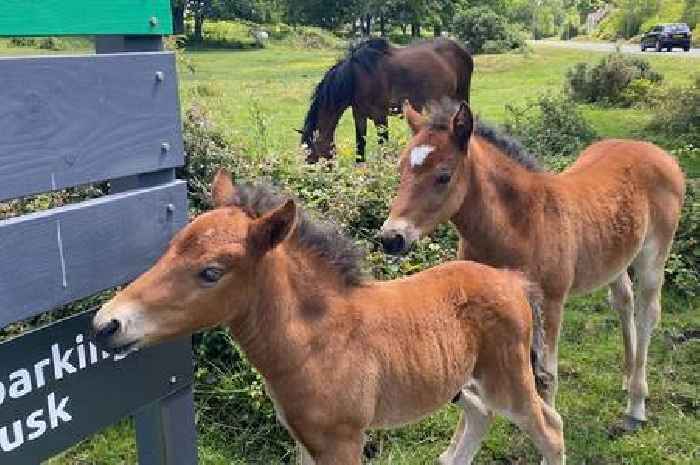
[228,246,347,381]
[455,139,542,257]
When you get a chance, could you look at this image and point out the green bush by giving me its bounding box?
[666,175,699,297]
[453,6,526,54]
[504,92,598,168]
[566,53,663,106]
[647,75,700,147]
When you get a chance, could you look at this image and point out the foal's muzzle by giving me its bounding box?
[381,232,407,255]
[92,318,121,347]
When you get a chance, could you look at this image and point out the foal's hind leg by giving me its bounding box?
[610,272,636,391]
[481,349,565,464]
[440,387,494,465]
[625,243,667,428]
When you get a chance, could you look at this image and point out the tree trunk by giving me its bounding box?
[411,22,421,38]
[401,23,407,35]
[434,24,441,37]
[194,13,205,42]
[380,15,386,36]
[172,4,185,35]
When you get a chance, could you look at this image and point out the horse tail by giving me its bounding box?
[524,280,553,399]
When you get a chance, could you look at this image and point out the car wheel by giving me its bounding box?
[684,47,690,52]
[655,40,662,52]
[667,46,672,52]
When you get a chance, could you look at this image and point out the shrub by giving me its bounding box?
[666,176,699,297]
[566,53,663,106]
[647,75,700,147]
[619,77,657,107]
[453,6,526,54]
[504,92,598,168]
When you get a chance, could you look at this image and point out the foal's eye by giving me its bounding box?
[436,173,452,185]
[199,267,224,286]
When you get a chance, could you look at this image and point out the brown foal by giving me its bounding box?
[93,170,564,464]
[380,99,686,430]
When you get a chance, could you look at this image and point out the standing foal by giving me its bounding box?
[93,170,564,465]
[380,99,685,430]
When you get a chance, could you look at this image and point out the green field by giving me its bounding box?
[1,40,698,464]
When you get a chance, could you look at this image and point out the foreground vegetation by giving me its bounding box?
[1,40,697,464]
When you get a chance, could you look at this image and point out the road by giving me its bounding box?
[532,39,700,58]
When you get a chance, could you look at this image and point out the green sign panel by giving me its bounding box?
[0,0,173,36]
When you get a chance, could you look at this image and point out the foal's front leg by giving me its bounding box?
[541,296,566,407]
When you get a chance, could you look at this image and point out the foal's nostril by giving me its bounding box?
[381,233,406,255]
[95,319,121,341]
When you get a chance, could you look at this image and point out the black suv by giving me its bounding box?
[641,23,692,52]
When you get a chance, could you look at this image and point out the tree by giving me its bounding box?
[172,0,186,35]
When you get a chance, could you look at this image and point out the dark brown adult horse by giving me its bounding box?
[300,38,473,163]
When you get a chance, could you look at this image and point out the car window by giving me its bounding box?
[653,26,662,32]
[665,24,689,33]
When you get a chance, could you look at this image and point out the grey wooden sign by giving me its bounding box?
[0,52,184,202]
[0,181,187,328]
[0,309,194,464]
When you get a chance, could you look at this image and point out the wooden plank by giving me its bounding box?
[0,52,183,201]
[0,0,173,36]
[135,386,198,465]
[0,309,193,464]
[0,180,186,328]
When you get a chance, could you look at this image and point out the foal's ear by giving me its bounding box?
[211,168,236,208]
[248,200,296,255]
[403,100,424,135]
[450,101,473,152]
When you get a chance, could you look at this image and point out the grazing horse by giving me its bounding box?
[300,37,473,163]
[380,99,686,431]
[93,169,565,465]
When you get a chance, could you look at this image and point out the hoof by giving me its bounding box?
[363,440,379,459]
[623,415,646,432]
[608,416,646,438]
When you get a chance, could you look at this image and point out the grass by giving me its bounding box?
[2,40,698,464]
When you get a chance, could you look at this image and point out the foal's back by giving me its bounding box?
[549,139,685,293]
[348,261,533,427]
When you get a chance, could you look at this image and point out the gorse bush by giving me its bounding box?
[566,53,663,106]
[647,75,700,147]
[504,92,598,168]
[453,6,527,54]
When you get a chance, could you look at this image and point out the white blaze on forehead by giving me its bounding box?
[409,145,435,168]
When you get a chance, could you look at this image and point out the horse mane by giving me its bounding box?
[301,38,392,145]
[426,99,542,172]
[231,183,365,287]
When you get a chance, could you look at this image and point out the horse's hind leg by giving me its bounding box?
[625,240,668,428]
[439,387,494,465]
[610,271,636,390]
[482,347,565,465]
